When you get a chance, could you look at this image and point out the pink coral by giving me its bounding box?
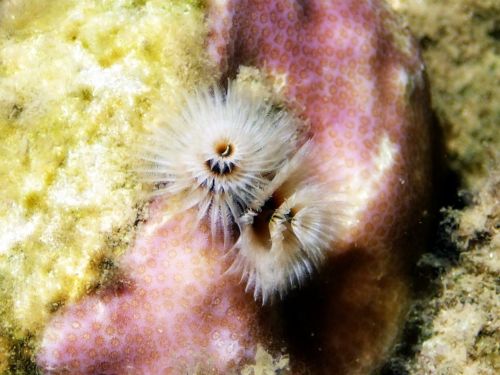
[38,202,264,374]
[212,1,432,373]
[37,0,433,374]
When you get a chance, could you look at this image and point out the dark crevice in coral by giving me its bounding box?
[379,209,461,375]
[277,247,410,375]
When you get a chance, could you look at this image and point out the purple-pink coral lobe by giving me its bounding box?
[39,203,262,373]
[37,0,433,373]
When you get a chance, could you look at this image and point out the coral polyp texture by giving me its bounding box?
[37,202,264,374]
[138,83,303,244]
[207,0,434,373]
[0,0,434,374]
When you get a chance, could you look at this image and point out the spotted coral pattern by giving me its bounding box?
[37,1,433,374]
[37,201,263,374]
[210,0,432,247]
[207,0,433,373]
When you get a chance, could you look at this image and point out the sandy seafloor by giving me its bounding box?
[0,0,498,374]
[383,1,499,374]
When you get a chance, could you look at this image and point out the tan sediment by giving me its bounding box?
[387,2,499,373]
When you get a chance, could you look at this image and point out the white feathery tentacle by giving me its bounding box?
[227,141,349,303]
[138,82,303,245]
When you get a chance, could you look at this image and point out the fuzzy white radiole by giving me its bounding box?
[138,83,302,245]
[227,142,348,303]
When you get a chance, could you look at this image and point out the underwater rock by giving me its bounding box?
[36,0,433,374]
[0,0,211,350]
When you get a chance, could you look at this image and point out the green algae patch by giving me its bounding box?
[0,0,214,367]
[389,0,500,188]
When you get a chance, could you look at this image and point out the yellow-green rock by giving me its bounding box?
[0,0,214,369]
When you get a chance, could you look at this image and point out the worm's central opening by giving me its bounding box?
[215,141,234,158]
[206,140,236,176]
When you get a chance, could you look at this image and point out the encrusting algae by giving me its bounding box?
[0,0,214,370]
[385,2,500,374]
[0,0,454,373]
[388,0,500,189]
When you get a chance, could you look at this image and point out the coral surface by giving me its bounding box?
[207,2,433,373]
[34,1,434,374]
[38,202,265,374]
[6,0,490,374]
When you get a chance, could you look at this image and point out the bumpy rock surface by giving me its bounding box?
[3,1,433,374]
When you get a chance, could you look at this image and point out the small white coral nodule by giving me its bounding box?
[228,143,348,303]
[138,83,302,245]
